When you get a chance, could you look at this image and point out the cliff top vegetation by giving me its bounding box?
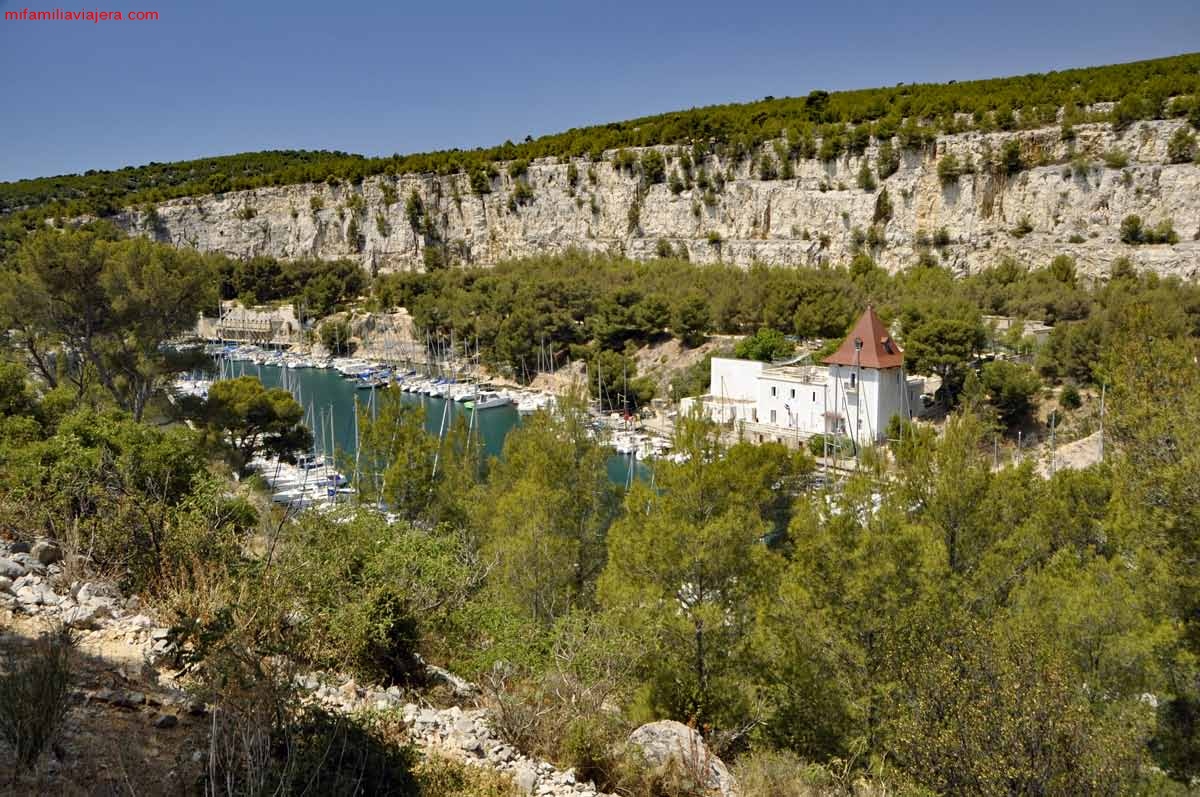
[2,52,1198,220]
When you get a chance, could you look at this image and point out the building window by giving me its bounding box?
[790,388,796,398]
[770,409,777,423]
[849,372,857,388]
[812,391,816,402]
[770,386,777,397]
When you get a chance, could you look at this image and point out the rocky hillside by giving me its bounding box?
[113,119,1200,280]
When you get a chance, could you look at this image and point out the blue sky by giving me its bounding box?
[0,0,1197,182]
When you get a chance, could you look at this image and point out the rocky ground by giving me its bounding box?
[0,538,733,796]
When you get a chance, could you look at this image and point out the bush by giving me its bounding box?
[733,749,839,796]
[0,627,75,773]
[1102,149,1129,168]
[1167,127,1197,164]
[981,360,1041,425]
[512,181,534,205]
[320,319,355,355]
[416,755,519,796]
[200,650,418,796]
[1060,383,1082,410]
[1121,215,1179,245]
[873,187,893,224]
[876,140,900,179]
[937,153,962,184]
[734,328,794,362]
[808,433,854,459]
[1001,139,1024,175]
[640,150,666,184]
[1010,216,1034,238]
[857,162,876,190]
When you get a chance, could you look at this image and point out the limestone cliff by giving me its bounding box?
[116,120,1200,279]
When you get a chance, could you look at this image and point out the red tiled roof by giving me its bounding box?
[822,306,904,369]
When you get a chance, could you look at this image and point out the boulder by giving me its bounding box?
[627,720,737,797]
[512,764,538,795]
[9,541,31,555]
[62,602,112,629]
[16,583,59,607]
[78,581,122,606]
[153,714,179,730]
[0,558,27,579]
[32,540,63,566]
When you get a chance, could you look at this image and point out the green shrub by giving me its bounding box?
[1167,127,1197,164]
[876,140,900,179]
[873,187,893,223]
[320,319,354,355]
[1102,149,1129,168]
[200,651,418,796]
[0,628,75,773]
[512,180,534,205]
[469,169,492,195]
[1060,383,1082,409]
[937,153,962,184]
[981,360,1041,425]
[640,150,666,184]
[1001,139,1024,175]
[1121,215,1179,245]
[808,433,854,459]
[416,756,518,797]
[734,328,794,362]
[733,749,838,796]
[857,161,876,190]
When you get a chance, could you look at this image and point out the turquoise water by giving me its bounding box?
[226,361,645,486]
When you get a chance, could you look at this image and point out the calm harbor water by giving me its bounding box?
[232,362,646,486]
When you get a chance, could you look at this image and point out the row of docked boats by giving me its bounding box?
[248,452,355,509]
[193,344,560,416]
[328,357,557,415]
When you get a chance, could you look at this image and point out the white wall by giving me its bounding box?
[710,358,763,402]
[827,365,910,445]
[757,376,826,434]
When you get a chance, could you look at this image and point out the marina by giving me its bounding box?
[174,343,661,503]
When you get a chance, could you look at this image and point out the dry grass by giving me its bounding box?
[0,625,76,777]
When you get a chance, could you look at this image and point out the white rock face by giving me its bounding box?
[116,120,1200,280]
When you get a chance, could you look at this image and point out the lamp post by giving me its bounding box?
[853,336,863,456]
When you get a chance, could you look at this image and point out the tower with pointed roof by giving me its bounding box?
[679,305,924,449]
[822,305,911,445]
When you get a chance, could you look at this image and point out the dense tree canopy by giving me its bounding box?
[192,376,312,474]
[0,226,215,419]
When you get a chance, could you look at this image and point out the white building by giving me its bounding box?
[681,307,925,447]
